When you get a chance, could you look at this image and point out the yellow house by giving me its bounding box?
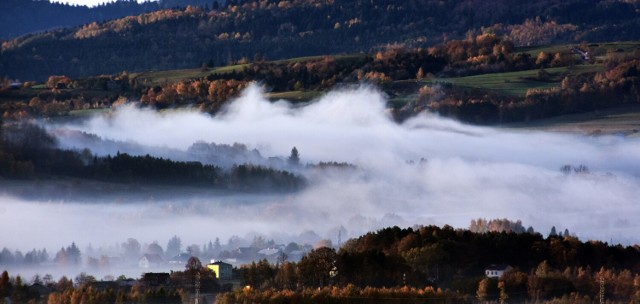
[207,260,233,280]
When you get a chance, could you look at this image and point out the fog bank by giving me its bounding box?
[3,84,640,267]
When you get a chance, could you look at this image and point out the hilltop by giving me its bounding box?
[0,0,226,40]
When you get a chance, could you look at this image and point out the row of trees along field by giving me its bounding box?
[424,54,640,124]
[2,34,640,124]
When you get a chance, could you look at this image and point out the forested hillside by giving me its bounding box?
[0,0,152,40]
[0,0,226,40]
[2,223,639,303]
[2,0,640,81]
[0,121,305,193]
[2,36,640,125]
[226,224,640,303]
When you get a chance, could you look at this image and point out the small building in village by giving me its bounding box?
[139,253,164,269]
[207,260,233,280]
[168,253,192,265]
[485,264,513,278]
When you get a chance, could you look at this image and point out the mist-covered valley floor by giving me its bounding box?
[2,84,640,278]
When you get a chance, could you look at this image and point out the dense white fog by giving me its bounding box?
[2,84,640,278]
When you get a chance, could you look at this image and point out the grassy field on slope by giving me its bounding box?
[430,64,604,97]
[504,104,640,137]
[129,64,248,85]
[129,54,367,86]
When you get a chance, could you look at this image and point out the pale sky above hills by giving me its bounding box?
[51,0,155,7]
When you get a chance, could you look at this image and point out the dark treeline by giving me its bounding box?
[204,51,447,92]
[0,0,159,40]
[0,0,228,40]
[0,121,304,192]
[0,257,218,304]
[2,0,640,81]
[221,225,640,303]
[1,223,639,303]
[340,225,640,283]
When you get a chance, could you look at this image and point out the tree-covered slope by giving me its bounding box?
[0,0,229,40]
[2,0,640,81]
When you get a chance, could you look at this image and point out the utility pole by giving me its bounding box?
[600,277,605,304]
[195,272,201,304]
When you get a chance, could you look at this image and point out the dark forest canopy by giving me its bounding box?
[0,121,305,192]
[3,224,639,303]
[224,225,640,303]
[0,0,227,40]
[2,0,640,81]
[0,0,157,40]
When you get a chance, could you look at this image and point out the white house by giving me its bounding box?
[139,254,164,268]
[485,264,512,278]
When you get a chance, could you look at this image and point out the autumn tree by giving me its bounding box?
[477,277,499,302]
[74,272,96,287]
[185,256,202,274]
[54,242,81,266]
[274,262,298,290]
[297,247,336,287]
[0,271,9,300]
[498,270,528,303]
[45,75,71,89]
[171,256,219,293]
[242,259,275,289]
[402,243,448,279]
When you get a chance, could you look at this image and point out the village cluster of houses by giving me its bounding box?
[137,243,310,272]
[5,258,512,303]
[3,259,235,303]
[138,254,233,280]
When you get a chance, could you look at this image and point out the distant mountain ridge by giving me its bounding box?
[1,0,640,81]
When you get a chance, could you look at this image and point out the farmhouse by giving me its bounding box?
[485,264,512,278]
[138,253,164,268]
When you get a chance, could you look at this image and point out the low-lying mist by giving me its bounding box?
[3,84,640,278]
